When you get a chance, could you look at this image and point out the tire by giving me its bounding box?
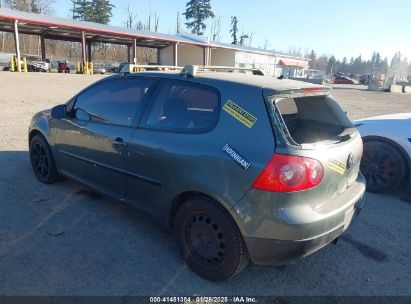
[174,197,249,281]
[361,140,407,193]
[29,134,62,184]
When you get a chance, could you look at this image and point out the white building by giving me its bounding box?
[158,33,309,78]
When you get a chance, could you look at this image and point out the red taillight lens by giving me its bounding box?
[303,88,324,93]
[252,154,324,192]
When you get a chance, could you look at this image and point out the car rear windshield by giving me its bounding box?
[266,94,355,147]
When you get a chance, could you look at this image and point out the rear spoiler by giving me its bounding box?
[264,87,331,99]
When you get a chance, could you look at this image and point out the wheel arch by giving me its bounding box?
[362,135,411,184]
[29,129,47,146]
[168,191,243,234]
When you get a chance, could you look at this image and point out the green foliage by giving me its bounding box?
[239,33,248,46]
[71,0,114,24]
[325,51,395,75]
[183,0,214,35]
[230,16,238,45]
[6,0,40,12]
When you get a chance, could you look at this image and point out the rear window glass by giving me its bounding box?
[273,95,354,145]
[141,80,220,133]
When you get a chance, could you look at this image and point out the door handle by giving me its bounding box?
[112,137,127,149]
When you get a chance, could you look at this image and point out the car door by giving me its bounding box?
[125,79,221,218]
[54,77,155,200]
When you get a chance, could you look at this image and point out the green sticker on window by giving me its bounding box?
[223,100,257,128]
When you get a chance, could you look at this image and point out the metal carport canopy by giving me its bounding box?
[0,8,209,48]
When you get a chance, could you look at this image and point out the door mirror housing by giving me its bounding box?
[51,104,67,119]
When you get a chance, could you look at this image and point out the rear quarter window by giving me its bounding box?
[141,79,220,133]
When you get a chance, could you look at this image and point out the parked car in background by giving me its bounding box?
[355,113,411,193]
[93,63,106,74]
[25,55,50,72]
[28,66,365,281]
[334,76,359,85]
[57,60,71,73]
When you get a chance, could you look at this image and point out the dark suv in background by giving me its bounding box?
[29,66,365,281]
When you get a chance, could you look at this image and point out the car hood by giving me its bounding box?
[355,112,411,123]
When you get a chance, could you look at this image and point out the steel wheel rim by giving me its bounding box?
[361,147,401,189]
[185,214,227,265]
[31,142,49,177]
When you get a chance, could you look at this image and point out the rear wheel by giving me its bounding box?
[361,140,406,193]
[174,197,249,281]
[29,134,62,184]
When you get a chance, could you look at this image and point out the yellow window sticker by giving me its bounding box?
[223,100,257,128]
[327,159,346,175]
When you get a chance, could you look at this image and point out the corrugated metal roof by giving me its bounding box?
[0,8,308,61]
[0,8,208,46]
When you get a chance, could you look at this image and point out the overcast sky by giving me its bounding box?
[54,0,411,61]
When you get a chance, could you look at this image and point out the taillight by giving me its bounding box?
[252,153,324,192]
[303,88,324,93]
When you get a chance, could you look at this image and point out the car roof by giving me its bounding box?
[355,112,411,122]
[116,71,328,94]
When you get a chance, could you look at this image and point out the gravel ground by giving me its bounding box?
[0,72,410,296]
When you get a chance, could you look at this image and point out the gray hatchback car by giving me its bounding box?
[29,66,366,281]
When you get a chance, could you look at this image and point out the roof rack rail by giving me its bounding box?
[180,65,265,77]
[119,64,265,77]
[119,64,183,74]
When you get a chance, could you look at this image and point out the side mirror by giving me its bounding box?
[51,104,67,119]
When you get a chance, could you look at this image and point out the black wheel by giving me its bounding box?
[174,197,249,281]
[29,134,62,184]
[361,140,406,193]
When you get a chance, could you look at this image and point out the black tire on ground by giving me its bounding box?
[361,140,407,193]
[29,134,62,184]
[174,197,249,281]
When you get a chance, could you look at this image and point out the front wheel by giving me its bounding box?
[29,134,62,184]
[174,197,249,281]
[361,140,406,193]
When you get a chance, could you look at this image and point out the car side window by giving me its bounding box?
[141,79,220,133]
[74,78,153,127]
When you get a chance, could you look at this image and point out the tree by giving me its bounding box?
[71,0,114,24]
[308,50,316,69]
[183,0,214,35]
[247,32,254,47]
[123,2,137,29]
[230,16,238,45]
[90,0,114,24]
[316,55,328,71]
[326,56,336,74]
[71,0,92,21]
[176,11,181,33]
[209,16,221,41]
[6,0,54,13]
[239,32,249,46]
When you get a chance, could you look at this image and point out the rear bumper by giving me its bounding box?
[244,198,363,265]
[231,173,366,265]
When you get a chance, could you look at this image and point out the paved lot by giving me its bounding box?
[0,72,410,296]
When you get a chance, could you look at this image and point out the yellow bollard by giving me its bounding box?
[77,62,80,73]
[16,57,21,73]
[82,62,87,74]
[89,62,93,75]
[10,57,15,72]
[23,57,28,73]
